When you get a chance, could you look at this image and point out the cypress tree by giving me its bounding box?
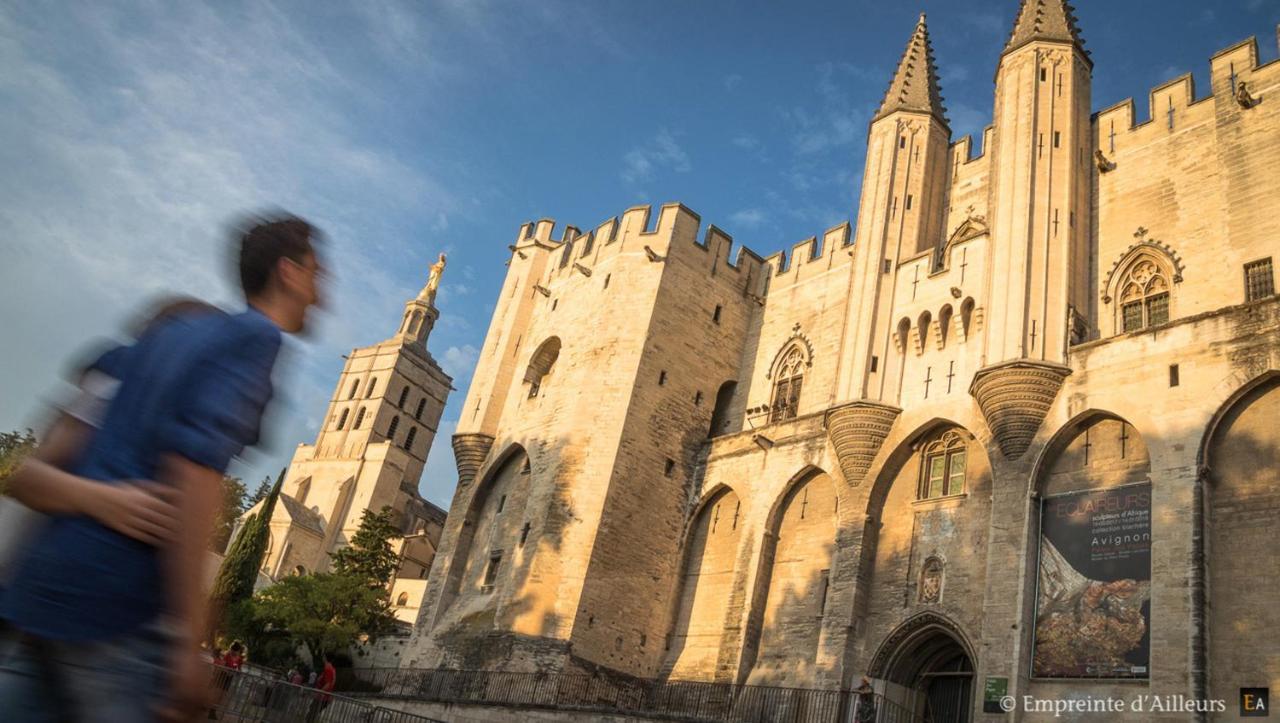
[212,467,285,611]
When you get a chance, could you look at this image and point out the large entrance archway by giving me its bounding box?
[869,614,975,723]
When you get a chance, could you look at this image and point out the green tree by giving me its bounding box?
[330,506,403,587]
[211,475,248,553]
[0,428,38,493]
[245,476,272,507]
[234,572,398,664]
[211,468,284,619]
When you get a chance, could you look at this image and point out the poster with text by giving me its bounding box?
[1032,483,1151,678]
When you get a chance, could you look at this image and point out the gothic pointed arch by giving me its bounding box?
[435,443,533,619]
[1198,372,1280,702]
[766,335,811,423]
[524,337,561,398]
[744,467,838,685]
[1101,236,1184,335]
[866,610,976,682]
[663,484,744,679]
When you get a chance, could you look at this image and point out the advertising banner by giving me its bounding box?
[1032,483,1151,678]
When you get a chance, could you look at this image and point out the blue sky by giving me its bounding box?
[2,0,1277,507]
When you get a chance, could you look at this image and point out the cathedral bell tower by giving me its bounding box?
[972,0,1092,459]
[306,255,452,500]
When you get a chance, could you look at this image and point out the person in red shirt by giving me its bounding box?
[222,642,245,671]
[306,655,336,723]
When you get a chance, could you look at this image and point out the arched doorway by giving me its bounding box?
[870,615,975,723]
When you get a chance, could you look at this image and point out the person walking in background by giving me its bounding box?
[0,213,325,723]
[306,654,337,723]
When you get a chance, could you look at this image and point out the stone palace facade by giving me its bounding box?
[406,2,1280,719]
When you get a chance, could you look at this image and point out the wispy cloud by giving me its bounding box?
[729,208,767,230]
[621,129,692,184]
[724,73,743,91]
[441,344,480,381]
[0,1,477,503]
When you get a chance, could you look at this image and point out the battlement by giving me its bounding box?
[760,223,854,293]
[511,203,767,289]
[1094,30,1279,147]
[949,125,995,164]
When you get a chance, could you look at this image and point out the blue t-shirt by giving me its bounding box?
[0,307,282,640]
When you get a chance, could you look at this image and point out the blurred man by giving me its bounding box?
[0,214,324,722]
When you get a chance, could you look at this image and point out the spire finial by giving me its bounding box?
[873,13,948,127]
[1002,0,1089,62]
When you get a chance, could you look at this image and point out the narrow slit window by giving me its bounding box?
[1169,364,1180,387]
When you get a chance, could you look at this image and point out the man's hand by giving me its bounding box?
[156,647,214,722]
[86,482,181,546]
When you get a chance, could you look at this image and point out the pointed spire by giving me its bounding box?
[1002,0,1089,61]
[874,13,948,128]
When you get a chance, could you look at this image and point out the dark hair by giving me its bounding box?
[230,641,244,653]
[237,213,317,297]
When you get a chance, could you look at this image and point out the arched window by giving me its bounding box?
[293,565,307,576]
[348,379,359,400]
[960,298,975,339]
[335,408,349,430]
[414,398,426,420]
[524,337,561,398]
[919,430,966,499]
[296,478,311,506]
[938,305,953,346]
[896,317,911,353]
[397,387,409,409]
[917,310,932,352]
[396,592,410,607]
[1118,258,1170,332]
[403,426,417,453]
[769,345,806,423]
[387,416,400,441]
[354,407,367,429]
[366,378,378,398]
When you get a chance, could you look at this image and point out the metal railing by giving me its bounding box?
[336,667,925,723]
[208,665,445,722]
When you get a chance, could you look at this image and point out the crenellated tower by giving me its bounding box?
[828,14,950,487]
[971,0,1092,460]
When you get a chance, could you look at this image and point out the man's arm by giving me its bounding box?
[157,453,223,647]
[7,413,178,545]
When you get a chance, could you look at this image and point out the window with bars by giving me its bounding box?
[919,430,967,500]
[1245,257,1275,302]
[387,416,400,441]
[403,426,417,452]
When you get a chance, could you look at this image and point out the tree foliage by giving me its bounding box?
[0,428,38,494]
[234,572,398,663]
[330,506,403,587]
[245,476,273,507]
[211,468,283,618]
[211,475,248,553]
